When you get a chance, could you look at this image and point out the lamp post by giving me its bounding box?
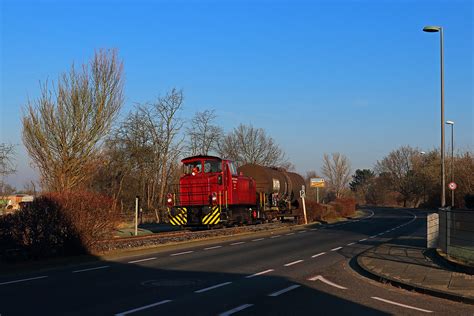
[446,120,454,208]
[423,25,446,208]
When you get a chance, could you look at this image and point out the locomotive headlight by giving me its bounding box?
[211,192,218,205]
[166,193,174,206]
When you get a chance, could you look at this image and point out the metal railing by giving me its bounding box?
[438,209,474,263]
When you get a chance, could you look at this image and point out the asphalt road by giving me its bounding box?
[0,208,472,315]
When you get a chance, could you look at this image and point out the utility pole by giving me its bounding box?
[135,196,139,236]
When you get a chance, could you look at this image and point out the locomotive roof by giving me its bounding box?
[181,155,223,162]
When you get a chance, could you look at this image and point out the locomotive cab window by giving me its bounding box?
[183,161,202,175]
[229,162,238,176]
[204,160,222,173]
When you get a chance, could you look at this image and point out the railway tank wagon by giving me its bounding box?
[167,155,305,227]
[238,164,305,220]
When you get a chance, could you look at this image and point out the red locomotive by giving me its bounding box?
[167,155,305,226]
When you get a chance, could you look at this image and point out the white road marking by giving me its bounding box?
[72,265,110,273]
[298,230,307,233]
[285,233,295,236]
[195,281,232,293]
[359,238,368,242]
[369,235,377,238]
[268,284,301,297]
[128,257,157,264]
[230,241,245,246]
[204,246,222,250]
[309,228,318,231]
[311,252,326,258]
[270,235,282,239]
[245,269,274,279]
[346,242,356,246]
[284,260,304,266]
[0,275,48,286]
[308,275,347,290]
[115,299,172,316]
[252,238,265,242]
[170,251,194,256]
[331,246,343,251]
[371,296,433,313]
[218,304,253,316]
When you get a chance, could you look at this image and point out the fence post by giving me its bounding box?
[135,196,139,236]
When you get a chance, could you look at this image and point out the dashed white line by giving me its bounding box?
[359,238,368,242]
[330,246,343,251]
[252,238,265,242]
[0,275,48,286]
[369,235,377,239]
[371,297,433,313]
[230,241,245,246]
[72,265,110,273]
[170,251,194,256]
[270,235,282,239]
[115,299,172,316]
[195,282,232,293]
[284,260,304,266]
[346,242,356,246]
[298,230,307,234]
[128,257,156,264]
[285,233,295,236]
[218,304,253,316]
[204,246,222,250]
[309,228,318,231]
[245,269,274,279]
[268,284,301,297]
[311,252,326,258]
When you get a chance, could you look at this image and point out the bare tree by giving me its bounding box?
[22,49,124,192]
[375,145,423,207]
[0,143,15,178]
[217,124,288,167]
[186,110,223,156]
[0,143,16,195]
[321,153,351,199]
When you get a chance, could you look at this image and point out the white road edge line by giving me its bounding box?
[195,281,232,293]
[204,246,222,250]
[128,257,156,264]
[252,238,265,242]
[72,265,110,273]
[115,299,172,316]
[311,252,326,258]
[371,296,433,313]
[218,304,254,316]
[0,275,48,286]
[331,246,343,251]
[245,269,274,279]
[230,242,245,246]
[284,260,304,266]
[268,284,301,297]
[170,251,194,256]
[309,275,347,290]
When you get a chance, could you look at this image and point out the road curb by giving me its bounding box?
[356,251,474,305]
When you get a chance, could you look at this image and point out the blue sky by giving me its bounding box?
[1,0,473,188]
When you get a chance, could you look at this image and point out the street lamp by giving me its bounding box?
[423,25,446,208]
[446,120,454,208]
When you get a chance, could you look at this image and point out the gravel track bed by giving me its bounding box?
[94,222,294,253]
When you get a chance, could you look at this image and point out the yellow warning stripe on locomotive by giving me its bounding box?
[169,207,187,226]
[202,206,220,225]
